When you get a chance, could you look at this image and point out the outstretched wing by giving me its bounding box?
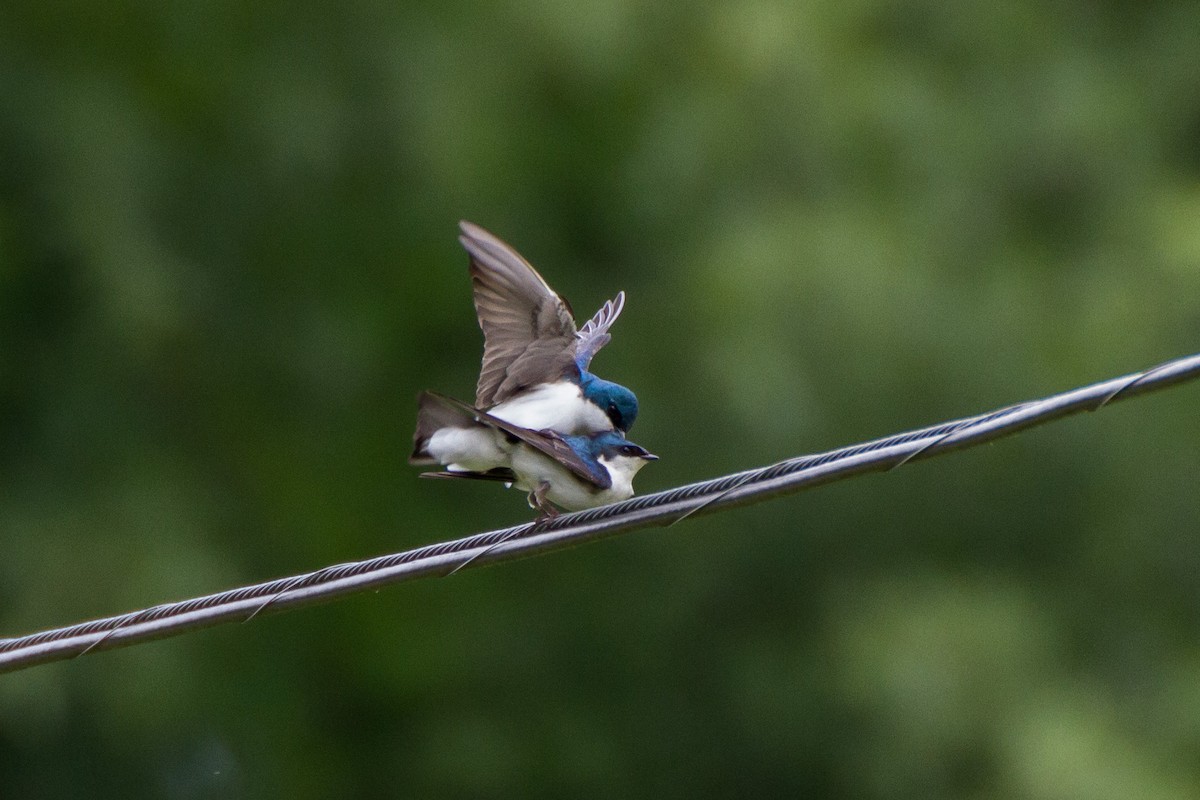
[459,221,580,408]
[574,290,625,370]
[434,393,611,489]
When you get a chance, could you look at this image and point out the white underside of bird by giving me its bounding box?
[424,426,512,473]
[423,430,648,511]
[488,382,613,435]
[508,447,648,511]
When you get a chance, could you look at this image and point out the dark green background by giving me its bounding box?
[2,2,1199,797]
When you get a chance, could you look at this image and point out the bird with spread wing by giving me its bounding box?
[410,222,656,516]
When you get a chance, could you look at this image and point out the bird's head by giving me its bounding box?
[591,431,657,477]
[578,373,640,433]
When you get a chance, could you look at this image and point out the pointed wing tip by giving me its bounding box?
[458,221,490,255]
[600,291,628,323]
[458,220,497,249]
[574,290,628,366]
[419,470,461,480]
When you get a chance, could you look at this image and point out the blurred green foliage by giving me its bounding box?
[1,1,1199,797]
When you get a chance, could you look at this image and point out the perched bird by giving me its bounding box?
[410,222,655,515]
[411,392,656,517]
[459,221,639,434]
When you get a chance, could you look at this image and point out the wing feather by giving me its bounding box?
[574,291,625,369]
[459,222,579,407]
[419,468,517,483]
[434,393,611,489]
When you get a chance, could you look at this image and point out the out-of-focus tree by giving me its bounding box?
[1,2,1198,797]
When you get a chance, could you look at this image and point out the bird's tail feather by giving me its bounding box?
[419,467,516,483]
[409,391,483,465]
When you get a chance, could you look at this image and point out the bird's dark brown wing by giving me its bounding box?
[459,221,580,407]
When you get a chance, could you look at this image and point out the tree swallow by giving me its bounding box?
[411,392,657,517]
[459,221,640,434]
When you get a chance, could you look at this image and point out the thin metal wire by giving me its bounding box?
[2,352,1198,674]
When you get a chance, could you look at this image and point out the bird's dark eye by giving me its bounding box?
[620,445,639,456]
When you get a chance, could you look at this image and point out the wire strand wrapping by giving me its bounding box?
[1,352,1198,674]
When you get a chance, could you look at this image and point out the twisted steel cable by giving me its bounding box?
[2,352,1198,674]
